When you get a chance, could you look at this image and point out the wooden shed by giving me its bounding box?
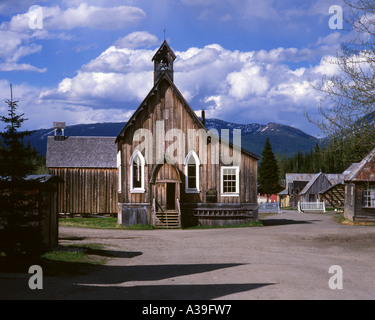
[319,164,359,208]
[278,173,315,207]
[0,174,62,252]
[116,41,260,228]
[344,148,375,222]
[46,134,118,216]
[299,172,334,203]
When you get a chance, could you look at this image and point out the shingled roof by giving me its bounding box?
[46,136,117,168]
[344,147,375,182]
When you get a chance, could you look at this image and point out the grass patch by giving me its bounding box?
[0,243,111,275]
[335,214,375,226]
[41,243,110,276]
[59,216,153,230]
[42,243,116,276]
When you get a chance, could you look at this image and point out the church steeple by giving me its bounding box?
[152,40,176,84]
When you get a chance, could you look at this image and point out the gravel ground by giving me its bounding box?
[1,211,375,300]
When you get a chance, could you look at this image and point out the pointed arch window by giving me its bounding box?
[117,151,121,193]
[185,150,200,193]
[130,150,145,193]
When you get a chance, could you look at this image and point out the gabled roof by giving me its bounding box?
[116,73,261,161]
[46,136,117,168]
[152,40,176,61]
[278,173,314,195]
[116,73,205,141]
[299,172,327,195]
[344,147,375,182]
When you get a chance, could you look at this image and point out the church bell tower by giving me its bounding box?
[152,40,176,84]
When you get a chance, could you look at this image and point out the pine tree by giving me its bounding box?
[0,85,35,178]
[0,85,40,267]
[258,138,282,201]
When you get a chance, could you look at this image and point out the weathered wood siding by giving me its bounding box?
[344,182,375,222]
[49,168,118,215]
[300,174,332,202]
[118,80,258,207]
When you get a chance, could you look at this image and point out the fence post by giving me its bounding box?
[298,201,301,213]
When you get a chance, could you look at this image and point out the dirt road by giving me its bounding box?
[1,211,375,300]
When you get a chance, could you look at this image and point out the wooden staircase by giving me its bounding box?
[154,210,180,229]
[152,198,181,229]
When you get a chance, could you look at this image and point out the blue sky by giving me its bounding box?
[0,0,349,136]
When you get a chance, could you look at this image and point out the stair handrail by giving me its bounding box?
[152,198,159,226]
[177,198,181,228]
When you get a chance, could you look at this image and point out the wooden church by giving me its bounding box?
[116,41,260,228]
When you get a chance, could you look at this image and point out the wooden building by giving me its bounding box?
[278,173,315,207]
[319,163,359,208]
[46,128,118,216]
[116,41,260,228]
[0,174,62,251]
[298,172,344,203]
[279,172,344,207]
[298,173,332,203]
[344,148,375,222]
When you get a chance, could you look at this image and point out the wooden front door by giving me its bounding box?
[153,163,180,212]
[167,183,176,210]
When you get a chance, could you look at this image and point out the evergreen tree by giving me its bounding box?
[0,85,40,267]
[0,86,35,178]
[258,138,282,201]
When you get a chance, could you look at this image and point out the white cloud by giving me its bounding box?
[312,56,340,76]
[0,2,147,72]
[48,3,146,30]
[227,65,270,98]
[115,31,159,49]
[0,79,134,131]
[0,63,46,72]
[38,41,341,132]
[82,46,154,73]
[4,3,146,31]
[41,69,153,104]
[0,29,45,71]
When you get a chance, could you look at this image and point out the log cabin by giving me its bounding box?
[116,41,260,228]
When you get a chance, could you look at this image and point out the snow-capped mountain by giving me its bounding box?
[26,119,319,158]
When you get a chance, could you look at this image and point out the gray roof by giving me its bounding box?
[278,172,345,196]
[342,163,360,176]
[46,136,117,168]
[284,173,316,184]
[344,148,375,182]
[278,173,315,195]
